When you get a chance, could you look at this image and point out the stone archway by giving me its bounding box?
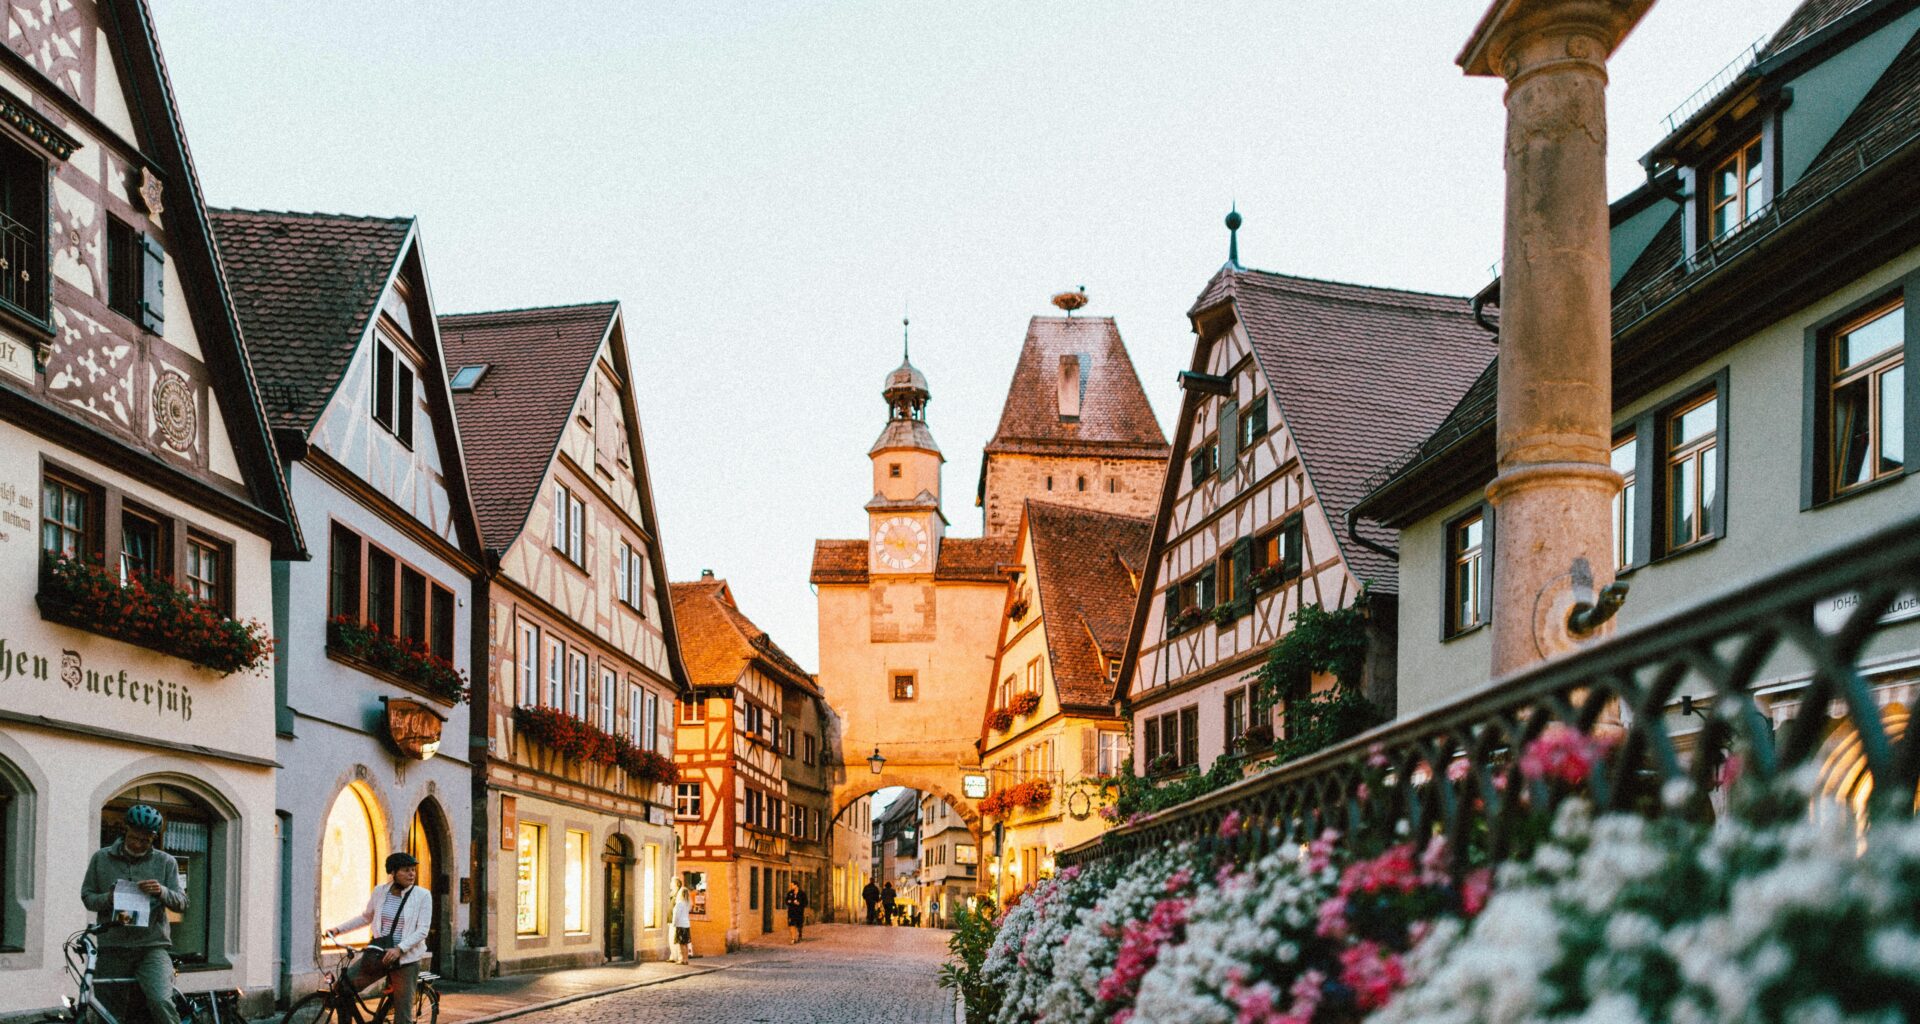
[830,771,981,836]
[828,773,983,927]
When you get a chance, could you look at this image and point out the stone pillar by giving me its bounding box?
[1459,0,1651,676]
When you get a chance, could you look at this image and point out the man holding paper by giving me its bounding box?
[80,804,188,1024]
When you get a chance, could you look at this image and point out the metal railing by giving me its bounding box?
[0,207,42,320]
[1661,41,1763,135]
[1060,507,1920,867]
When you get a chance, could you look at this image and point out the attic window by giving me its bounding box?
[450,364,489,391]
[1058,354,1083,420]
[1708,135,1766,240]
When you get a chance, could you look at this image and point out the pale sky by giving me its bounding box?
[151,0,1803,672]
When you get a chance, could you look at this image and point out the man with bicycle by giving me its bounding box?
[325,853,431,1024]
[79,804,188,1024]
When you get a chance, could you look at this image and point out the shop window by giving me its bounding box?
[1444,507,1490,638]
[515,822,543,935]
[642,843,660,929]
[563,830,589,934]
[0,761,27,952]
[101,783,220,966]
[320,785,380,946]
[1814,296,1906,501]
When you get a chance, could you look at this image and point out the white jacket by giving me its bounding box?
[331,883,433,965]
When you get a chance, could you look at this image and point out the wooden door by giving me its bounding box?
[603,836,631,960]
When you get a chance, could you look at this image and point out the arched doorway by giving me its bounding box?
[1817,703,1915,840]
[407,800,452,974]
[602,834,632,961]
[320,784,382,945]
[101,782,221,965]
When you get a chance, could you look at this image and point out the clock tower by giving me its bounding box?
[867,343,945,575]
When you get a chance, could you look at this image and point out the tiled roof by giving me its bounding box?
[669,578,818,693]
[210,210,412,432]
[808,535,1012,585]
[1763,0,1873,57]
[441,303,618,549]
[1025,501,1152,710]
[1192,269,1495,589]
[984,316,1169,458]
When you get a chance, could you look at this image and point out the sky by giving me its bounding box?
[150,0,1803,672]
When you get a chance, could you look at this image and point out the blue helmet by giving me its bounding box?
[124,804,164,835]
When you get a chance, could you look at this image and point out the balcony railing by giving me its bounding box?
[0,207,43,321]
[1061,507,1920,868]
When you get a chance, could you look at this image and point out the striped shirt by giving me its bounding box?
[378,887,410,937]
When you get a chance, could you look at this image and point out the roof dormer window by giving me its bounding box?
[1709,135,1766,240]
[450,364,488,391]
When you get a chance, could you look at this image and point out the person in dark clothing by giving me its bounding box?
[880,881,897,925]
[81,804,187,1024]
[784,881,808,944]
[862,880,881,925]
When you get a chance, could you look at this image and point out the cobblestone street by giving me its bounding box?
[500,924,955,1024]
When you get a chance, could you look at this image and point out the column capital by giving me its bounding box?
[1458,0,1653,80]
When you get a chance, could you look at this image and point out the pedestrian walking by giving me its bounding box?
[81,804,187,1024]
[783,880,808,944]
[861,880,880,925]
[880,881,897,926]
[670,879,693,964]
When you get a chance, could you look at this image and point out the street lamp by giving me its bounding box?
[867,746,886,775]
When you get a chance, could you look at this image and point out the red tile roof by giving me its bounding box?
[1190,269,1495,589]
[808,535,1012,585]
[669,578,817,693]
[441,303,618,550]
[210,209,412,432]
[984,316,1169,459]
[1025,501,1152,711]
[1764,0,1873,57]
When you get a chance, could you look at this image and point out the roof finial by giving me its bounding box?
[902,300,911,362]
[1225,204,1243,269]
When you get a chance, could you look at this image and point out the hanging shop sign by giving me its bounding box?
[382,697,445,760]
[962,773,988,799]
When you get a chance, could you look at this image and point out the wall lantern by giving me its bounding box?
[868,746,886,775]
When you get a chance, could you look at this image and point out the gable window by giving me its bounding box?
[1238,396,1269,448]
[104,217,164,333]
[1612,434,1639,570]
[1709,136,1765,240]
[1254,514,1304,584]
[616,540,646,612]
[1188,439,1218,487]
[804,733,817,765]
[1664,392,1720,552]
[675,783,702,820]
[370,339,415,447]
[1023,658,1041,694]
[1825,297,1905,497]
[1107,658,1120,682]
[0,134,48,325]
[1444,507,1489,638]
[552,485,585,565]
[888,463,901,478]
[998,674,1013,709]
[449,364,488,392]
[680,694,705,723]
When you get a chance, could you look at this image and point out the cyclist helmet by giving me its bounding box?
[124,804,164,834]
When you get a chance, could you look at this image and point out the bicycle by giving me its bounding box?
[280,937,439,1024]
[39,923,242,1024]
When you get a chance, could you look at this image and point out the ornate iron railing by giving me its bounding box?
[0,206,43,320]
[1060,508,1920,867]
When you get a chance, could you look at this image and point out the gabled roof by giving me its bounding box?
[1025,501,1152,710]
[1765,0,1876,57]
[1189,269,1494,588]
[441,302,618,549]
[669,578,818,694]
[209,210,412,432]
[983,316,1169,459]
[808,536,1013,585]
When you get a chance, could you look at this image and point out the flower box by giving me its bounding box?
[988,707,1015,732]
[512,706,678,786]
[1209,604,1237,628]
[1168,607,1208,634]
[1009,691,1041,717]
[36,556,272,676]
[1248,565,1289,593]
[327,616,468,704]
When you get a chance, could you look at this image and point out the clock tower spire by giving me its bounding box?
[868,324,945,574]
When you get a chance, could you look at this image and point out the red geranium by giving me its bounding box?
[38,555,272,676]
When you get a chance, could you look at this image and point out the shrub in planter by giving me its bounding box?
[1247,564,1288,593]
[1209,604,1236,628]
[1236,722,1275,752]
[988,707,1016,732]
[513,706,618,765]
[1009,691,1041,717]
[327,615,469,703]
[979,790,1012,817]
[1009,779,1053,810]
[1169,607,1208,634]
[38,555,272,676]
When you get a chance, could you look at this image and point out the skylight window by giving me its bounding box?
[450,364,489,391]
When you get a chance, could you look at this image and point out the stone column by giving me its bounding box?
[1459,0,1651,676]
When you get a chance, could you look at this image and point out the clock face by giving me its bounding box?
[872,516,930,571]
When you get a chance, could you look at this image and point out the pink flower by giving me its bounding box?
[1418,835,1451,886]
[1219,809,1246,839]
[1164,867,1193,895]
[1366,743,1390,769]
[1339,940,1407,1011]
[1447,757,1472,783]
[1519,723,1616,787]
[1717,752,1745,791]
[1097,896,1190,1007]
[1315,894,1349,939]
[1305,829,1340,873]
[1337,843,1418,898]
[1462,867,1493,916]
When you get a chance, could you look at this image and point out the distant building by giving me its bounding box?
[916,792,976,926]
[831,793,874,922]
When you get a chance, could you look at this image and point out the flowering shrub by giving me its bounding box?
[1010,691,1042,717]
[512,706,675,785]
[984,866,1106,1022]
[980,780,1054,818]
[1043,852,1198,1023]
[327,615,468,703]
[38,555,272,676]
[989,707,1016,732]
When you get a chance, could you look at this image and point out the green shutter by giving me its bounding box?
[1190,449,1207,487]
[1163,587,1181,636]
[1283,515,1303,579]
[1232,537,1253,614]
[1199,565,1216,608]
[1217,399,1239,481]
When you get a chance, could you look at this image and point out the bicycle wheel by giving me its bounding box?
[413,984,439,1024]
[281,992,339,1024]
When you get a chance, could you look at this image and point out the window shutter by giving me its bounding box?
[1232,537,1253,614]
[396,363,415,446]
[1283,515,1303,579]
[1199,565,1216,608]
[1217,399,1239,480]
[1189,450,1206,487]
[1080,728,1096,775]
[138,233,165,334]
[1163,587,1180,636]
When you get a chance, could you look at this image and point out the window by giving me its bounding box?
[1108,659,1121,682]
[563,830,589,934]
[1238,396,1269,448]
[998,675,1014,710]
[1180,706,1198,767]
[0,134,48,323]
[1709,135,1765,240]
[449,364,488,392]
[1445,508,1489,638]
[518,621,540,707]
[1254,515,1304,582]
[600,668,617,733]
[1664,392,1719,552]
[369,339,415,447]
[119,506,165,583]
[1826,298,1905,496]
[804,733,817,765]
[105,217,162,331]
[1612,434,1638,570]
[329,524,362,620]
[399,567,427,645]
[644,689,660,751]
[1225,688,1248,748]
[101,783,217,963]
[430,585,454,661]
[40,474,93,561]
[184,534,226,610]
[1095,731,1126,776]
[568,652,587,718]
[1023,658,1041,694]
[553,486,585,565]
[888,463,901,478]
[749,866,759,909]
[544,637,564,707]
[892,672,916,701]
[676,783,701,820]
[365,548,396,634]
[616,540,647,611]
[680,694,705,723]
[1188,440,1218,487]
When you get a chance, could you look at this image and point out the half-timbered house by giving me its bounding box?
[0,2,303,1014]
[444,301,687,971]
[212,209,486,989]
[1117,241,1491,778]
[668,573,825,954]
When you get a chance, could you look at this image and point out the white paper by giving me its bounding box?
[112,879,151,928]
